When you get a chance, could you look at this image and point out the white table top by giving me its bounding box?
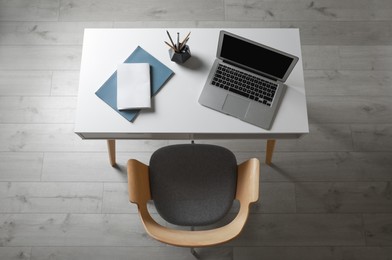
[75,28,308,140]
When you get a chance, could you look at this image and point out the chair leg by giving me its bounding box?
[189,226,200,258]
[190,248,200,259]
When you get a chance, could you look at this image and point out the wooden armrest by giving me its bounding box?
[236,158,260,204]
[139,203,253,247]
[127,159,151,205]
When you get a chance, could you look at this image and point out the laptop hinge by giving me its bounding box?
[222,60,277,82]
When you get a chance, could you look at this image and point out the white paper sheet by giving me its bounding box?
[117,63,151,110]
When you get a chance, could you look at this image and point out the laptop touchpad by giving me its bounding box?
[222,94,250,118]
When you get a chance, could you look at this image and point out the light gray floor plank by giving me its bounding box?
[302,45,340,70]
[0,213,160,247]
[255,182,296,213]
[234,246,336,260]
[302,45,392,71]
[227,182,297,214]
[31,246,232,260]
[364,214,392,246]
[0,71,52,96]
[225,0,392,21]
[0,153,43,181]
[282,21,392,45]
[51,70,79,96]
[305,70,392,96]
[59,0,225,21]
[0,22,112,45]
[0,124,104,152]
[0,46,81,70]
[42,153,128,182]
[0,247,31,260]
[307,96,392,124]
[0,125,173,152]
[330,247,392,260]
[0,97,76,123]
[102,183,160,214]
[339,46,392,71]
[234,246,392,260]
[261,152,392,182]
[296,182,392,213]
[0,182,103,213]
[0,0,59,22]
[102,183,137,213]
[276,124,353,152]
[231,213,365,246]
[351,124,392,151]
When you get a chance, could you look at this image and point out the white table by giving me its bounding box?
[75,28,309,166]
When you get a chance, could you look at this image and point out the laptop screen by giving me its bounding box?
[218,32,297,81]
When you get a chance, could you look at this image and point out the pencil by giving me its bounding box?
[181,31,191,44]
[164,41,176,51]
[179,37,189,51]
[179,31,191,51]
[166,30,176,49]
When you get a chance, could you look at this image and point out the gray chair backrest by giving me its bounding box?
[149,144,237,226]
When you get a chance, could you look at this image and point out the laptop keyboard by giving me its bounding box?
[211,63,278,106]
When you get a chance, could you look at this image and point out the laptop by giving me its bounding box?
[198,30,299,130]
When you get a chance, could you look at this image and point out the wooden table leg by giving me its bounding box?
[107,139,116,167]
[265,139,276,165]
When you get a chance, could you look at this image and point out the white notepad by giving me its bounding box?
[117,63,151,110]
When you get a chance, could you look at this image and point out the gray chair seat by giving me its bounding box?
[149,144,237,226]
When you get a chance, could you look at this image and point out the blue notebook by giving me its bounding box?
[95,46,174,122]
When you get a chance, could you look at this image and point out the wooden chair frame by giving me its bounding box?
[127,158,260,248]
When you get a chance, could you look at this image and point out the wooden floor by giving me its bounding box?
[1,0,392,259]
